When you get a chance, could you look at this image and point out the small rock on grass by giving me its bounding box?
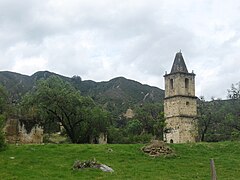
[99,164,114,172]
[73,159,114,172]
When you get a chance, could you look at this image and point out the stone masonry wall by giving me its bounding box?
[164,96,197,118]
[165,73,195,98]
[164,117,198,143]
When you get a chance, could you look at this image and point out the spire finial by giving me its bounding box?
[170,51,188,73]
[180,49,181,53]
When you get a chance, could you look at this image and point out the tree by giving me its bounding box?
[226,82,240,138]
[107,103,165,144]
[78,106,111,143]
[225,113,240,131]
[198,94,240,142]
[71,75,82,83]
[0,85,8,149]
[18,92,47,133]
[21,76,110,143]
[126,119,143,135]
[0,85,8,114]
[228,82,240,99]
[198,96,228,142]
[135,103,165,139]
[0,115,6,150]
[198,96,213,141]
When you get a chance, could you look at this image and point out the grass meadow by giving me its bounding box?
[0,142,240,179]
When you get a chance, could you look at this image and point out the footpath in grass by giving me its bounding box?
[0,142,240,179]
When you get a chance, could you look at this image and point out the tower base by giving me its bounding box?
[164,117,198,143]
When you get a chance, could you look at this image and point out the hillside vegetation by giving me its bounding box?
[0,142,239,179]
[0,70,239,143]
[0,71,164,116]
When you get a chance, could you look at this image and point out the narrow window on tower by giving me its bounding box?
[185,78,189,89]
[170,79,173,89]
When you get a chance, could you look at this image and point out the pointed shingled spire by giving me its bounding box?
[170,51,188,73]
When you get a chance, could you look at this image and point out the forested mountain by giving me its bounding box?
[1,70,239,143]
[0,71,33,101]
[0,71,164,115]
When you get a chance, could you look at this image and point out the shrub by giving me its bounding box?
[108,126,154,144]
[0,132,5,150]
[0,115,6,150]
[126,133,152,144]
[231,131,240,141]
[107,127,127,144]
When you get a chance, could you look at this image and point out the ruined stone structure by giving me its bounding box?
[4,118,108,144]
[124,108,135,119]
[4,119,43,144]
[90,133,108,144]
[164,52,198,143]
[98,133,108,144]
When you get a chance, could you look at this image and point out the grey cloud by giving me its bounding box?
[0,0,240,100]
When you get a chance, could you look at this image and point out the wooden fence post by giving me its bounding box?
[210,158,217,180]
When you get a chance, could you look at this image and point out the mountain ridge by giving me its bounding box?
[0,70,165,115]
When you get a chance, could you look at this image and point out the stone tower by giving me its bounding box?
[163,52,198,143]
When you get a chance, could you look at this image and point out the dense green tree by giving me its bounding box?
[135,103,165,139]
[78,106,111,143]
[198,97,232,142]
[18,92,49,133]
[198,90,240,142]
[0,115,6,150]
[225,113,240,131]
[198,96,214,141]
[126,119,143,135]
[20,76,110,143]
[107,103,164,144]
[225,82,240,139]
[0,85,8,149]
[115,115,128,128]
[0,85,8,114]
[107,127,126,144]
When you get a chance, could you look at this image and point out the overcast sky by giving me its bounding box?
[0,0,240,100]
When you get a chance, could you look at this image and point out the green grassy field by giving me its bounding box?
[0,142,240,180]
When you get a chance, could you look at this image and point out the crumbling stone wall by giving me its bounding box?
[4,119,19,143]
[4,119,43,144]
[124,108,134,119]
[91,133,107,144]
[98,133,107,144]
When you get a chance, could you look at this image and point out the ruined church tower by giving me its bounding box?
[164,52,198,143]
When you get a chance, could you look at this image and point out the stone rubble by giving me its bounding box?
[72,159,114,172]
[142,140,174,157]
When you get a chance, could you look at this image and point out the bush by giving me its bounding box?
[126,119,143,135]
[0,115,6,150]
[126,134,152,144]
[0,132,5,150]
[107,127,127,144]
[107,126,153,144]
[231,131,240,141]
